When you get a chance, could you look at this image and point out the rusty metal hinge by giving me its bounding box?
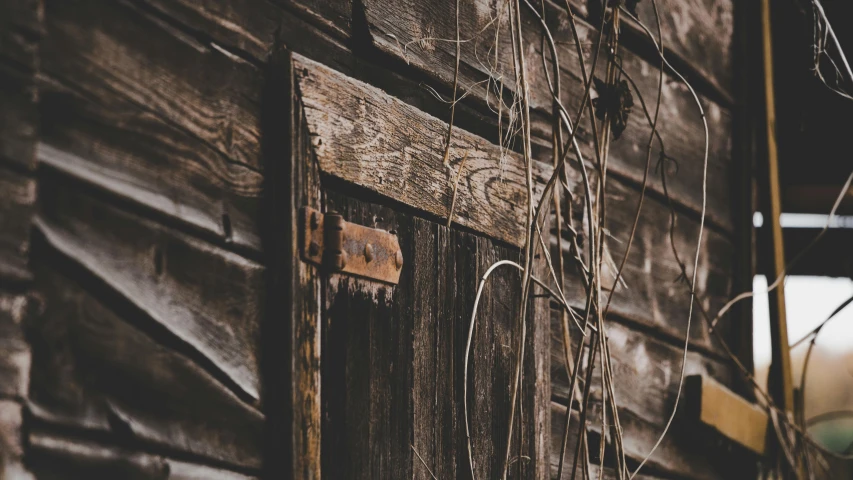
[300,207,403,284]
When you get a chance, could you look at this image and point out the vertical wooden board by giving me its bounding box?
[0,164,36,283]
[410,218,437,479]
[317,186,551,478]
[39,0,265,250]
[270,49,322,479]
[325,193,415,479]
[471,235,497,479]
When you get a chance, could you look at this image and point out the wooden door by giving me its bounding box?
[272,52,552,480]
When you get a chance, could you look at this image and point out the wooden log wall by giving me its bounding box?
[0,0,751,478]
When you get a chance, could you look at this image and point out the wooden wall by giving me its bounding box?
[0,0,750,478]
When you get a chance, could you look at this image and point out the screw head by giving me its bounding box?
[309,241,320,256]
[364,244,374,262]
[394,250,403,270]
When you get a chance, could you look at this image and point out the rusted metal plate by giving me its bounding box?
[300,207,403,284]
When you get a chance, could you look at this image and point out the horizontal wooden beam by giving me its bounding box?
[686,375,768,455]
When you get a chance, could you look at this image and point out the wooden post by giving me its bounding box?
[760,0,794,413]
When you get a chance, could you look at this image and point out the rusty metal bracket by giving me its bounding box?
[300,207,403,284]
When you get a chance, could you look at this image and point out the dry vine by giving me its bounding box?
[407,0,853,479]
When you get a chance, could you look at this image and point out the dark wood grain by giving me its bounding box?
[0,293,32,399]
[549,400,736,480]
[316,186,548,479]
[0,400,24,464]
[293,53,735,354]
[28,430,259,480]
[559,176,736,355]
[549,311,738,479]
[276,51,323,478]
[35,179,263,402]
[0,164,36,283]
[0,64,39,171]
[549,404,668,480]
[360,0,734,230]
[0,0,41,73]
[295,53,553,248]
[39,0,265,250]
[27,262,264,469]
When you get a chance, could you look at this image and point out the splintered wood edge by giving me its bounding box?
[687,375,768,455]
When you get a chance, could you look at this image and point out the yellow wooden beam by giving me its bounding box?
[760,0,794,412]
[687,375,768,455]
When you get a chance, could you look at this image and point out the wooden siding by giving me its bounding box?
[0,0,746,478]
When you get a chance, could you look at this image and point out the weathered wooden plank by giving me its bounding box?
[0,66,39,170]
[28,430,258,480]
[0,164,36,283]
[322,194,417,480]
[0,294,32,399]
[294,53,553,248]
[294,52,734,353]
[39,0,264,250]
[27,262,264,469]
[550,312,734,422]
[0,0,42,71]
[0,400,24,462]
[34,178,263,402]
[621,0,734,96]
[558,175,735,355]
[549,400,737,480]
[274,0,351,39]
[548,404,666,480]
[272,49,323,479]
[359,0,734,229]
[317,187,547,479]
[410,218,438,480]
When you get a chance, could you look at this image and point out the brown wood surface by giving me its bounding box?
[295,53,552,248]
[550,312,737,479]
[319,189,547,479]
[361,0,735,230]
[35,178,263,403]
[0,164,36,284]
[28,430,258,480]
[550,401,737,480]
[625,0,734,96]
[558,175,736,356]
[277,50,323,479]
[38,0,265,251]
[0,65,39,171]
[27,260,264,469]
[0,293,32,400]
[294,53,735,354]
